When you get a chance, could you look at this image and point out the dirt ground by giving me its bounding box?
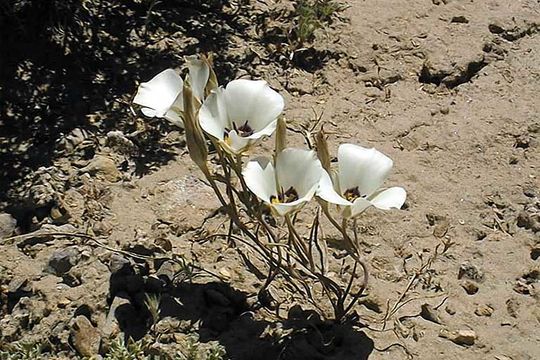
[1,0,539,359]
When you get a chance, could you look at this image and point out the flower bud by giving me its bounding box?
[183,83,209,175]
[202,54,219,96]
[315,127,331,172]
[274,116,287,155]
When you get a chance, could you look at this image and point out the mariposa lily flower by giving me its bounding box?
[316,144,406,218]
[243,148,323,216]
[133,69,184,127]
[133,56,211,128]
[199,79,284,154]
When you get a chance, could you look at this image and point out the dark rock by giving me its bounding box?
[47,247,81,275]
[451,16,469,24]
[523,186,537,198]
[517,211,540,232]
[420,303,442,324]
[531,247,540,261]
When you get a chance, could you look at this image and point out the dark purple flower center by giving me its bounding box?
[343,186,365,202]
[270,186,299,204]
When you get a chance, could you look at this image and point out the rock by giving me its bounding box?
[433,218,450,237]
[0,213,17,238]
[531,247,540,261]
[71,315,101,357]
[47,247,81,275]
[450,16,469,24]
[426,213,450,238]
[155,260,181,283]
[60,189,86,223]
[420,303,442,324]
[439,328,476,346]
[219,268,231,279]
[474,304,494,317]
[360,295,384,314]
[122,241,161,257]
[8,277,31,294]
[108,254,131,275]
[513,279,533,296]
[102,295,130,340]
[439,106,450,115]
[106,131,136,155]
[517,211,540,232]
[506,298,520,318]
[79,155,121,182]
[458,263,484,282]
[462,280,479,295]
[523,186,537,198]
[0,313,23,340]
[445,305,456,315]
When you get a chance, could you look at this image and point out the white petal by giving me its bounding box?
[186,55,210,102]
[164,108,184,128]
[141,107,157,117]
[368,187,407,210]
[246,120,278,140]
[134,69,183,117]
[199,88,229,141]
[227,130,252,154]
[338,144,393,197]
[349,198,372,218]
[275,148,322,197]
[224,79,284,132]
[316,169,352,206]
[242,159,276,203]
[271,201,304,216]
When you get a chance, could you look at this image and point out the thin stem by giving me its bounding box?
[285,214,313,270]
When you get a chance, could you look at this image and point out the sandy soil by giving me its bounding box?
[1,0,539,359]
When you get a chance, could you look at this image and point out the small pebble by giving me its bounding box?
[439,328,476,346]
[462,280,479,295]
[474,304,494,317]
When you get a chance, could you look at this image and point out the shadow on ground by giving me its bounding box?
[0,0,248,206]
[108,257,374,360]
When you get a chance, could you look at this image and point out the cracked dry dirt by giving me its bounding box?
[1,0,539,359]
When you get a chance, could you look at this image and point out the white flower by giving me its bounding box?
[133,56,210,128]
[199,79,284,154]
[133,69,184,127]
[316,144,406,217]
[243,148,323,216]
